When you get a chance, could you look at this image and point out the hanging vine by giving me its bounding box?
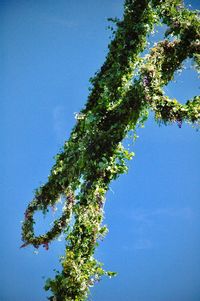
[21,1,200,300]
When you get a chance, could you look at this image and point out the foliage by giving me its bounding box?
[21,1,200,300]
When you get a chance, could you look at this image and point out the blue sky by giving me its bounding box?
[1,1,200,301]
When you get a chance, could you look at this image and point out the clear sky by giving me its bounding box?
[1,1,200,301]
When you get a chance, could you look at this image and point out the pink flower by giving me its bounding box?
[143,76,149,86]
[51,205,57,213]
[43,242,49,250]
[20,242,28,248]
[177,119,182,128]
[25,210,30,220]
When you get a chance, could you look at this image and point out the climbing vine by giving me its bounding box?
[21,1,200,300]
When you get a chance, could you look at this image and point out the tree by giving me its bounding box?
[21,0,200,300]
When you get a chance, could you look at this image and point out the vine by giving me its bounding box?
[21,1,200,300]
